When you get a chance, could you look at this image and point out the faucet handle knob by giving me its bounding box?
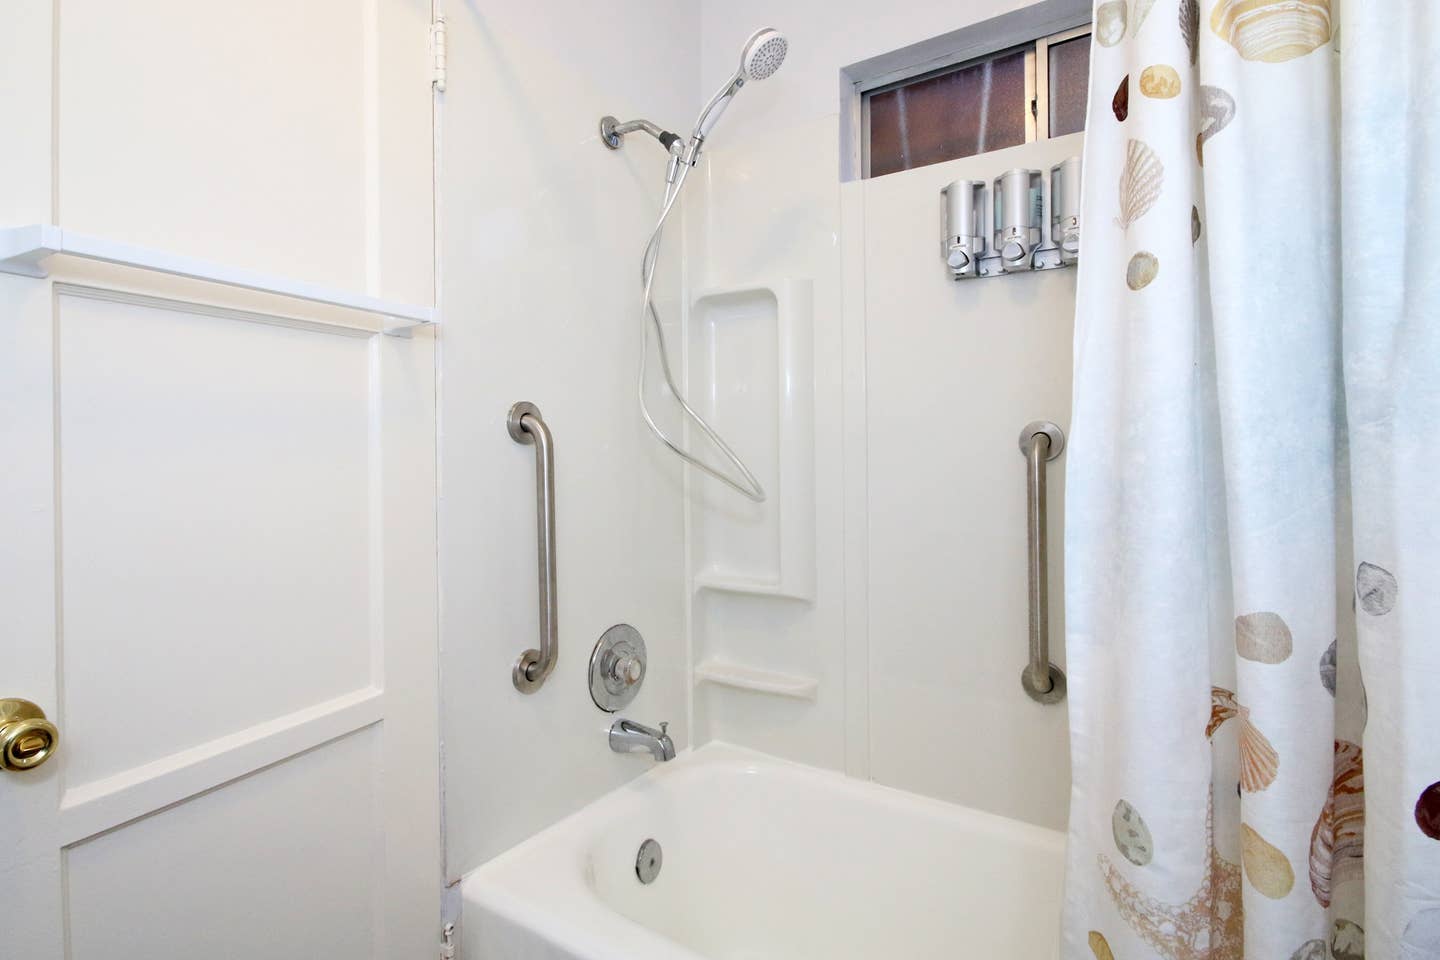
[611,654,643,686]
[660,721,669,736]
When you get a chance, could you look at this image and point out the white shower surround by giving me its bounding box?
[687,0,1088,831]
[461,743,1065,959]
[441,0,1090,935]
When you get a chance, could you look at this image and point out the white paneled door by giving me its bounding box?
[0,1,441,957]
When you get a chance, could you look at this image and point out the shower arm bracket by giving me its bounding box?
[599,116,685,157]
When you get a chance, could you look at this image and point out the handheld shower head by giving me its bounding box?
[631,28,787,503]
[692,27,788,142]
[740,28,788,82]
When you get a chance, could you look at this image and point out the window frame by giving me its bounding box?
[857,23,1092,180]
[1033,23,1093,142]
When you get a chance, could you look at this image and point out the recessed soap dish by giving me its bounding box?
[693,659,818,701]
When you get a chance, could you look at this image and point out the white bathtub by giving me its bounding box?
[460,743,1065,959]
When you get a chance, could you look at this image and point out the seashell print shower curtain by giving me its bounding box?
[1063,2,1440,958]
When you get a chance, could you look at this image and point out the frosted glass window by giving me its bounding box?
[1048,35,1091,137]
[865,49,1028,178]
[859,25,1093,179]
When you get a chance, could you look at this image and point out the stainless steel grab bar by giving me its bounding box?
[509,402,558,693]
[1019,421,1066,704]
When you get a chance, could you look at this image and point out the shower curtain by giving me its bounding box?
[1063,2,1439,958]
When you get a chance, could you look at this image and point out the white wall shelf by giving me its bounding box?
[693,572,813,602]
[0,225,435,332]
[693,659,819,702]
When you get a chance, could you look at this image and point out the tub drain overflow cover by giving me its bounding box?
[636,838,663,884]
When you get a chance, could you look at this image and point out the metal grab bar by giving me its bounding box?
[509,402,558,693]
[1019,421,1067,704]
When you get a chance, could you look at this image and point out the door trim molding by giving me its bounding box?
[58,686,385,845]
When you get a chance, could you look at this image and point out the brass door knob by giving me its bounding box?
[0,699,60,771]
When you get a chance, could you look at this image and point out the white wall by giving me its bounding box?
[437,1,699,879]
[861,136,1080,830]
[690,0,1086,830]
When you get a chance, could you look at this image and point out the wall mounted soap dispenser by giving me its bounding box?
[993,168,1043,273]
[941,179,987,280]
[1050,157,1082,265]
[938,157,1081,281]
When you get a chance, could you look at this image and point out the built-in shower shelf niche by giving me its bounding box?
[693,659,819,701]
[687,279,816,603]
[693,572,810,599]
